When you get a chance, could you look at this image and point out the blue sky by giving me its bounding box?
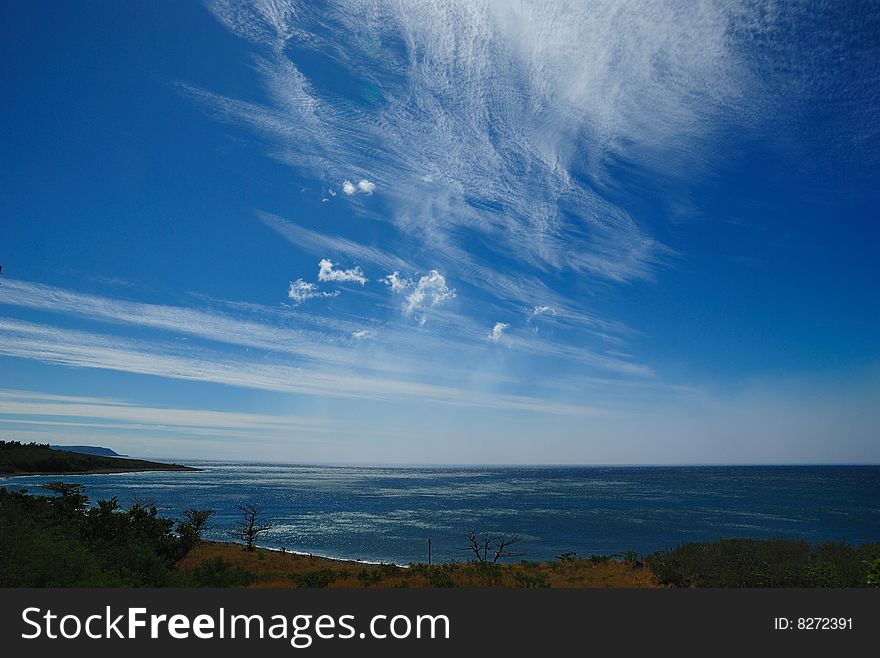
[1,1,878,463]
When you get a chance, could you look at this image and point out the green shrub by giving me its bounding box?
[864,558,880,587]
[647,538,880,588]
[184,557,255,587]
[426,565,456,588]
[0,485,204,587]
[514,570,550,588]
[289,568,337,588]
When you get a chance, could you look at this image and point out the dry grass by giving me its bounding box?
[178,541,659,588]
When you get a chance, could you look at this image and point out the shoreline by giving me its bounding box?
[1,465,200,477]
[177,540,658,588]
[0,441,201,477]
[246,540,410,568]
[200,540,408,568]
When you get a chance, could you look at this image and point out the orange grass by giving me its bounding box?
[178,541,659,588]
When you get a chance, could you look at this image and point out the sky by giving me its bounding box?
[1,1,878,464]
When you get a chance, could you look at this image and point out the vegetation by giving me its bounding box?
[464,530,524,563]
[0,440,197,476]
[865,557,880,587]
[177,542,656,588]
[646,538,880,588]
[0,484,214,586]
[179,538,880,589]
[230,503,272,551]
[1,476,877,588]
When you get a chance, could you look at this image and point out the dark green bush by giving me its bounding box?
[514,570,550,588]
[183,557,255,587]
[289,568,337,588]
[426,565,456,588]
[864,558,880,587]
[356,569,383,584]
[647,538,880,588]
[0,485,218,587]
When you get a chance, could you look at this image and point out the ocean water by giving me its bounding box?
[2,463,879,565]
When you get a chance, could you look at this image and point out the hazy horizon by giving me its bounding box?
[39,442,880,468]
[2,2,879,464]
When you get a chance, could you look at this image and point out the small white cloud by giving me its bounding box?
[288,279,318,303]
[403,270,455,322]
[341,178,375,196]
[528,305,556,320]
[383,271,412,293]
[489,322,509,342]
[328,189,336,197]
[352,329,376,340]
[317,258,367,285]
[287,279,339,305]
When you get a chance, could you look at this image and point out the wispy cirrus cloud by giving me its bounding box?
[528,305,556,321]
[0,278,370,371]
[0,389,335,442]
[198,0,777,302]
[188,4,875,447]
[0,278,650,379]
[0,317,599,415]
[258,212,415,273]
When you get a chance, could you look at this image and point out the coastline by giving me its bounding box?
[246,541,409,568]
[1,464,200,477]
[177,540,658,588]
[0,442,201,477]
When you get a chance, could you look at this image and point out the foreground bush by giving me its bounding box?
[646,538,880,588]
[0,485,210,587]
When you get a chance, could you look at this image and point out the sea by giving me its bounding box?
[2,463,879,565]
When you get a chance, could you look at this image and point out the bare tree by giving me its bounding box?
[465,530,524,564]
[231,504,272,551]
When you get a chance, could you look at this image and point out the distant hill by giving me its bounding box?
[0,441,198,476]
[50,445,127,458]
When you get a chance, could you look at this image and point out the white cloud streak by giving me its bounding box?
[198,0,777,303]
[0,389,335,443]
[528,305,556,320]
[0,278,651,380]
[258,212,415,273]
[0,317,598,416]
[0,278,366,371]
